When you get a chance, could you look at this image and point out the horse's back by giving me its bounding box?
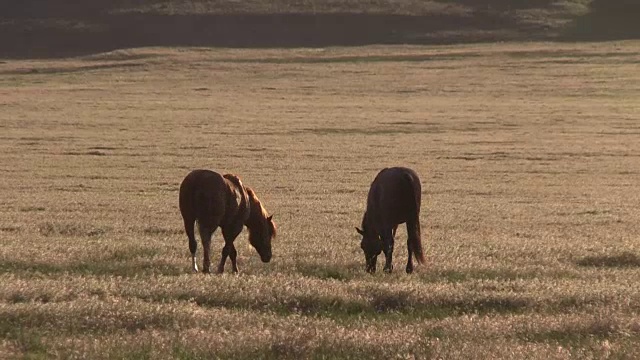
[375,167,420,183]
[180,169,225,197]
[179,169,227,221]
[369,167,421,223]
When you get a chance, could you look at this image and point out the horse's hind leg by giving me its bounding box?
[405,233,414,274]
[198,224,216,274]
[381,228,395,273]
[219,223,243,273]
[405,220,419,274]
[183,217,198,272]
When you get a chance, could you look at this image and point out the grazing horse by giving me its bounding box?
[356,167,425,274]
[179,169,276,273]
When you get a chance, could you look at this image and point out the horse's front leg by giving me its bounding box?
[381,229,395,273]
[217,245,230,273]
[227,244,238,273]
[366,255,378,274]
[220,224,243,274]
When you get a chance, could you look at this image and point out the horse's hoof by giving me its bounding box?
[405,265,413,274]
[383,266,393,274]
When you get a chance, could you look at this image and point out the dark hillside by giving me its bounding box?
[570,0,640,40]
[0,0,636,58]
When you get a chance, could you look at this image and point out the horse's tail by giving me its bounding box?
[405,171,425,265]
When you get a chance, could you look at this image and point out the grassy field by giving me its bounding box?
[1,41,640,358]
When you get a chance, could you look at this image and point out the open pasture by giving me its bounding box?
[1,41,640,359]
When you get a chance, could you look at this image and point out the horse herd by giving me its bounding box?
[179,167,425,274]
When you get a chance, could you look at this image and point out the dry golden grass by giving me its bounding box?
[1,41,640,359]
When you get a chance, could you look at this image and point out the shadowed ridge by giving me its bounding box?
[568,0,640,41]
[0,0,596,59]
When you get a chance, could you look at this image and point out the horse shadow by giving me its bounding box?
[0,249,182,278]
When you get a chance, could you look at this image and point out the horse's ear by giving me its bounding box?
[355,227,365,236]
[267,215,273,222]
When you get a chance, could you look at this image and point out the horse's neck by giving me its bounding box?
[362,211,371,230]
[362,209,378,232]
[223,175,250,223]
[245,195,264,229]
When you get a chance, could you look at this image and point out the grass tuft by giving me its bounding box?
[294,262,352,281]
[0,225,21,232]
[143,226,183,236]
[0,258,181,277]
[1,328,48,359]
[370,289,413,312]
[576,252,640,268]
[37,222,109,238]
[520,318,621,345]
[20,206,46,212]
[172,345,209,360]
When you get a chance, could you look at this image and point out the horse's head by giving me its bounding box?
[356,226,382,273]
[249,214,276,263]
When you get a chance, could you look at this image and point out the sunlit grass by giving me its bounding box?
[1,41,640,358]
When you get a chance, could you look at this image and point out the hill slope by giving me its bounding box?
[0,0,636,58]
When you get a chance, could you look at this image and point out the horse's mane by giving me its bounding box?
[246,187,276,237]
[223,173,244,193]
[224,173,250,213]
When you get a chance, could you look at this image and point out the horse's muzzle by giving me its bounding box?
[365,261,376,274]
[365,255,377,273]
[260,253,272,263]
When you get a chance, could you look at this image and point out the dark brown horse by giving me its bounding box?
[356,167,425,274]
[179,169,276,273]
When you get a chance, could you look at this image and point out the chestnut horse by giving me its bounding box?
[356,167,425,274]
[179,169,276,273]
